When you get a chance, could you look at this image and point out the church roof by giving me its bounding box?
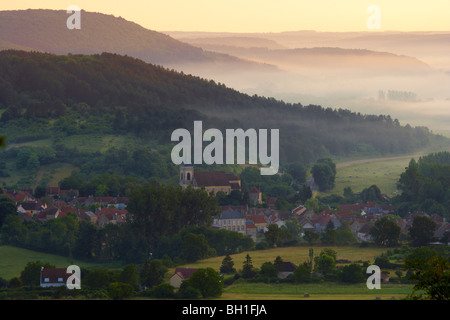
[194,171,240,187]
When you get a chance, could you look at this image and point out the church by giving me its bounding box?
[179,164,241,195]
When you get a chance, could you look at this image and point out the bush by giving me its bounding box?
[108,282,134,300]
[146,283,176,299]
[339,264,365,283]
[177,282,201,299]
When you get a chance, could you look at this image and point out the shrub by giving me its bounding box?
[108,282,134,300]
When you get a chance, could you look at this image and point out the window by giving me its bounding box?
[58,278,63,282]
[187,173,191,181]
[44,278,49,282]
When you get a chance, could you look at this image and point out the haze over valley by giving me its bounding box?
[1,9,449,134]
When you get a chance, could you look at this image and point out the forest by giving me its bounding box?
[395,151,450,219]
[1,50,448,184]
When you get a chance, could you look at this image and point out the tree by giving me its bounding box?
[273,256,284,273]
[182,233,209,263]
[288,163,306,183]
[220,255,236,274]
[343,186,355,202]
[0,215,28,245]
[119,264,140,290]
[284,218,303,242]
[321,220,336,244]
[369,216,401,247]
[293,263,311,283]
[315,253,335,276]
[140,259,167,288]
[0,195,16,228]
[260,262,277,279]
[303,230,319,245]
[83,269,113,289]
[73,220,98,260]
[339,263,365,283]
[108,282,134,300]
[264,224,281,247]
[397,159,423,201]
[360,185,383,202]
[405,249,450,300]
[242,254,256,279]
[409,216,437,247]
[187,268,223,298]
[311,158,336,192]
[20,261,54,287]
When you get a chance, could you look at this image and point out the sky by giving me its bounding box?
[2,0,450,33]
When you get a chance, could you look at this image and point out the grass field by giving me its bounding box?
[1,245,415,300]
[0,245,123,280]
[173,245,388,274]
[319,154,423,197]
[174,245,413,300]
[221,282,414,300]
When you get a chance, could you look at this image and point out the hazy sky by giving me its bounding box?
[3,0,450,32]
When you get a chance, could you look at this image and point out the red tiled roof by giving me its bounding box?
[41,268,70,284]
[194,171,240,187]
[246,214,266,224]
[173,268,198,279]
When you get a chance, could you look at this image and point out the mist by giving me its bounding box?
[167,31,450,135]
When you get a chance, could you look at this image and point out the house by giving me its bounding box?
[35,206,61,223]
[96,207,128,227]
[16,201,47,217]
[357,223,373,242]
[277,262,298,279]
[213,210,246,234]
[292,205,307,216]
[78,209,97,224]
[248,187,262,205]
[40,267,78,288]
[4,190,35,203]
[267,197,277,209]
[299,218,315,234]
[170,268,198,288]
[314,211,341,233]
[245,214,267,232]
[46,187,79,198]
[179,164,241,195]
[246,223,257,242]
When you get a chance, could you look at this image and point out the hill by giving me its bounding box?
[0,9,275,72]
[0,50,448,189]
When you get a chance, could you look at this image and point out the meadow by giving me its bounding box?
[174,245,388,272]
[174,245,414,300]
[0,245,122,280]
[320,154,424,197]
[221,282,414,300]
[0,244,416,300]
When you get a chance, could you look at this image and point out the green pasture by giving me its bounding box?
[0,245,123,280]
[321,155,422,197]
[221,282,415,300]
[174,245,388,273]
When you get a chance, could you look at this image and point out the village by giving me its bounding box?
[3,163,449,247]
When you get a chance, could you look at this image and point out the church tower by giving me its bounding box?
[179,164,194,188]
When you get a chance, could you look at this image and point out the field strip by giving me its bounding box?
[336,154,424,169]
